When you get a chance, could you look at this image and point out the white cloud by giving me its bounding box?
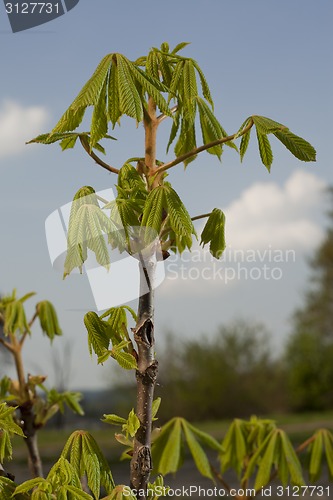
[0,100,48,159]
[224,170,327,250]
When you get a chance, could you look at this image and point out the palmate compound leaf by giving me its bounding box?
[152,418,221,479]
[3,299,30,336]
[36,300,62,342]
[64,187,118,277]
[48,51,170,148]
[200,208,226,259]
[61,431,115,498]
[237,115,316,167]
[243,429,304,491]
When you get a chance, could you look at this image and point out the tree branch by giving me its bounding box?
[156,118,254,174]
[20,311,38,348]
[191,212,212,222]
[156,105,178,124]
[0,337,15,353]
[79,136,119,175]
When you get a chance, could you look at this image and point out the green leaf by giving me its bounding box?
[65,485,94,499]
[156,51,173,87]
[322,430,333,480]
[0,476,30,500]
[82,438,100,499]
[192,60,213,106]
[279,430,304,486]
[63,392,84,416]
[309,430,324,482]
[174,117,197,166]
[107,63,121,127]
[18,291,36,304]
[186,422,223,453]
[168,60,185,104]
[0,403,22,428]
[221,419,248,477]
[126,409,140,437]
[152,418,183,476]
[102,414,127,426]
[64,188,115,277]
[61,431,115,496]
[111,349,137,370]
[116,54,143,122]
[141,185,167,235]
[274,129,316,162]
[84,311,111,358]
[36,300,62,342]
[90,78,108,148]
[104,485,137,500]
[256,129,273,171]
[240,129,251,161]
[164,183,196,251]
[182,420,213,479]
[253,430,277,490]
[171,42,191,55]
[3,300,30,336]
[152,397,161,420]
[200,208,226,259]
[182,60,197,124]
[197,98,223,159]
[14,478,49,495]
[156,418,182,475]
[126,60,171,117]
[252,115,286,134]
[166,108,180,153]
[50,54,113,135]
[28,132,116,152]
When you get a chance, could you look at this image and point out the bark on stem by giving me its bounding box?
[20,403,43,478]
[130,255,158,498]
[12,341,43,478]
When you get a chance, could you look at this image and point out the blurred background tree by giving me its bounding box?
[285,188,333,411]
[156,321,287,421]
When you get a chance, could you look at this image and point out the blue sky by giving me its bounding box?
[0,1,332,390]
